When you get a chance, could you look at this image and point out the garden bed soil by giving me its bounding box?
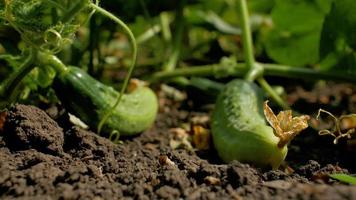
[0,84,356,199]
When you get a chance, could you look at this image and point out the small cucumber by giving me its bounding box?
[53,66,158,137]
[211,79,287,169]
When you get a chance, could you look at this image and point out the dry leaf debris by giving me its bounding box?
[316,109,356,144]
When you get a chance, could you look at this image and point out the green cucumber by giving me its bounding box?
[211,79,287,169]
[53,66,158,137]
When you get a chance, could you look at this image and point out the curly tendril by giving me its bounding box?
[40,25,74,54]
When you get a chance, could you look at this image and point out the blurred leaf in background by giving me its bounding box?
[263,0,333,66]
[248,0,275,13]
[329,174,356,185]
[319,0,356,74]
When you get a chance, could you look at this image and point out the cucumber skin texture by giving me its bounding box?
[211,79,287,169]
[53,67,158,136]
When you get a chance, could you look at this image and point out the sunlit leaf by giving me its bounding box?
[264,0,333,66]
[329,174,356,185]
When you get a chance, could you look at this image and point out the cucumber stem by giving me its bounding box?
[37,52,69,74]
[90,3,138,135]
[160,12,172,42]
[257,78,290,110]
[162,0,185,72]
[149,62,245,82]
[136,24,162,45]
[160,0,190,88]
[237,0,288,109]
[149,61,356,83]
[237,0,256,78]
[0,48,36,101]
[88,14,99,75]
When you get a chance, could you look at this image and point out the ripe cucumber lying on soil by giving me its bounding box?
[211,79,287,169]
[53,66,158,137]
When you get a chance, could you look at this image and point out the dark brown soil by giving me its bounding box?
[0,100,355,199]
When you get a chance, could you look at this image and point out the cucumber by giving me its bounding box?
[53,66,158,137]
[211,79,287,169]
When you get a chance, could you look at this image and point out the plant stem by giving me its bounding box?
[88,14,98,75]
[162,0,185,72]
[160,0,190,86]
[237,0,288,108]
[135,0,162,45]
[149,63,244,82]
[37,52,68,74]
[160,12,172,42]
[90,3,138,135]
[237,0,255,72]
[237,0,264,82]
[262,63,356,82]
[0,48,36,100]
[136,24,161,45]
[257,78,290,110]
[149,61,356,83]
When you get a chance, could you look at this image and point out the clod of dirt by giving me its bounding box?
[226,161,261,188]
[296,160,321,178]
[63,126,120,174]
[0,111,7,132]
[3,104,64,155]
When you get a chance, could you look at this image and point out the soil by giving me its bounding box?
[0,84,356,200]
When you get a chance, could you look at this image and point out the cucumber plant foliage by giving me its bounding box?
[264,0,333,66]
[319,0,356,73]
[0,0,158,141]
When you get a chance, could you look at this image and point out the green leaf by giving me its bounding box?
[264,0,333,66]
[9,0,53,32]
[319,0,356,72]
[329,174,356,185]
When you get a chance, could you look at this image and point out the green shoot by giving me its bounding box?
[329,174,356,185]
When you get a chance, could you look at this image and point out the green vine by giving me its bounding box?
[237,0,289,110]
[0,1,139,127]
[90,3,138,135]
[149,60,356,84]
